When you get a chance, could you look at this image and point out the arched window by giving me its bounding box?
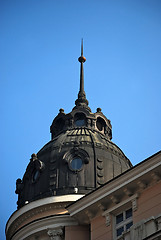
[74,113,86,127]
[96,117,106,132]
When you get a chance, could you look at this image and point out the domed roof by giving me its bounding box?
[15,41,132,209]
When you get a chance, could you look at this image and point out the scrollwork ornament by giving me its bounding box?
[47,227,64,240]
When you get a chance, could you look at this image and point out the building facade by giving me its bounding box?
[6,43,161,240]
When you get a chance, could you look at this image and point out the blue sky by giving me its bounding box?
[1,0,161,239]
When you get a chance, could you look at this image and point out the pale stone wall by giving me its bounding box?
[134,180,161,223]
[91,215,112,240]
[65,226,89,240]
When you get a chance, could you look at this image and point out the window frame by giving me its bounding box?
[69,157,83,172]
[102,194,138,240]
[115,208,133,239]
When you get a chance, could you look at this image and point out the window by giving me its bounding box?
[70,157,83,171]
[32,169,40,183]
[63,148,89,173]
[96,117,106,132]
[115,208,133,238]
[102,195,137,239]
[74,113,86,127]
[75,119,85,127]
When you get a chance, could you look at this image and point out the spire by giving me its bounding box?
[78,39,86,96]
[75,39,90,111]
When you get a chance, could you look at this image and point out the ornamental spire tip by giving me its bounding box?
[74,40,90,111]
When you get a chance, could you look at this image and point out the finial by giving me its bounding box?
[78,39,86,63]
[59,108,64,113]
[81,38,83,56]
[74,40,91,111]
[97,108,102,112]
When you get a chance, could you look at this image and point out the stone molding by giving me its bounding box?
[6,195,83,240]
[8,215,77,240]
[102,194,138,226]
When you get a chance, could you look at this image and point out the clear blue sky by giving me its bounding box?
[1,0,161,239]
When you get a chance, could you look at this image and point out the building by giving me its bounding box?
[6,42,161,240]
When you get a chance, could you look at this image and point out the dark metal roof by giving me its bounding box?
[15,42,132,209]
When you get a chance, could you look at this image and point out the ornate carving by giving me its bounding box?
[15,178,24,208]
[107,126,112,139]
[105,213,111,226]
[87,118,91,127]
[15,178,23,194]
[47,227,64,240]
[16,154,45,208]
[91,119,96,128]
[132,198,138,211]
[69,118,74,127]
[97,158,104,186]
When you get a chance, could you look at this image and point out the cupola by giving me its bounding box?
[15,41,132,209]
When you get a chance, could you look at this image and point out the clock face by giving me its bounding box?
[32,169,40,183]
[70,157,83,171]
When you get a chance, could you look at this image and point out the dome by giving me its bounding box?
[15,41,132,209]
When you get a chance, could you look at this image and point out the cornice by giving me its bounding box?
[11,214,78,240]
[6,194,84,240]
[67,152,161,218]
